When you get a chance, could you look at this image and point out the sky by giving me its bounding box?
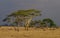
[0,0,60,26]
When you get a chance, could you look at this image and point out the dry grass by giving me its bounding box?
[0,26,60,38]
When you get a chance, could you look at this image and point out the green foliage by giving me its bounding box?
[29,18,57,28]
[8,9,41,17]
[42,18,57,27]
[3,17,11,22]
[3,9,41,31]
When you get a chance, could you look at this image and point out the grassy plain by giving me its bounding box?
[0,26,60,38]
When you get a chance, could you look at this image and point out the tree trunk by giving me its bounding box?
[14,22,20,32]
[25,17,32,31]
[17,22,20,32]
[15,16,20,32]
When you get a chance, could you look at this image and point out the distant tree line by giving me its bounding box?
[3,9,57,31]
[30,18,57,28]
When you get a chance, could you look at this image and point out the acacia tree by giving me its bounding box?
[3,9,41,31]
[42,18,56,28]
[21,9,41,30]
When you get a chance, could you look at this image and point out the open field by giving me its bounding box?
[0,26,60,38]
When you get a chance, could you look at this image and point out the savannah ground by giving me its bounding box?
[0,26,60,38]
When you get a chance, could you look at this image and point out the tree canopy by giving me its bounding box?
[3,9,41,31]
